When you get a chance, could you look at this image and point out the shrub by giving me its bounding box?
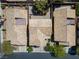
[53,45,66,57]
[1,4,5,9]
[2,29,6,31]
[44,43,50,51]
[44,43,54,52]
[27,46,33,53]
[2,41,13,55]
[45,43,66,57]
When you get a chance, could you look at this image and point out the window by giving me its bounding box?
[15,18,26,25]
[67,18,75,25]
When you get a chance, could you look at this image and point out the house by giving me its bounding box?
[3,6,28,52]
[54,5,76,47]
[1,0,52,52]
[29,18,52,52]
[28,4,52,52]
[0,0,77,52]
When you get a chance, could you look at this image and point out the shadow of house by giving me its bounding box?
[0,20,5,28]
[76,17,79,46]
[53,4,62,8]
[0,16,6,27]
[1,0,7,2]
[50,33,54,42]
[67,0,77,2]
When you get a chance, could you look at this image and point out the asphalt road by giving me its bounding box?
[1,53,79,59]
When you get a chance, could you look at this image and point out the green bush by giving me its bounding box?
[1,4,6,9]
[45,43,66,57]
[27,46,33,53]
[44,43,50,51]
[53,45,66,57]
[2,29,6,31]
[44,43,54,52]
[2,41,13,55]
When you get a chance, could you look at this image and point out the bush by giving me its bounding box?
[45,43,66,57]
[2,41,13,55]
[2,29,6,31]
[44,43,54,52]
[27,46,33,53]
[44,43,50,51]
[1,4,6,9]
[53,45,66,57]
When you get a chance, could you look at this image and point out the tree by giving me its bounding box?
[33,0,48,15]
[27,46,33,53]
[76,3,79,16]
[2,41,13,55]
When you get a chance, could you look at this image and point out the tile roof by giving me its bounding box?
[54,8,67,42]
[54,6,76,46]
[67,25,76,47]
[29,19,52,46]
